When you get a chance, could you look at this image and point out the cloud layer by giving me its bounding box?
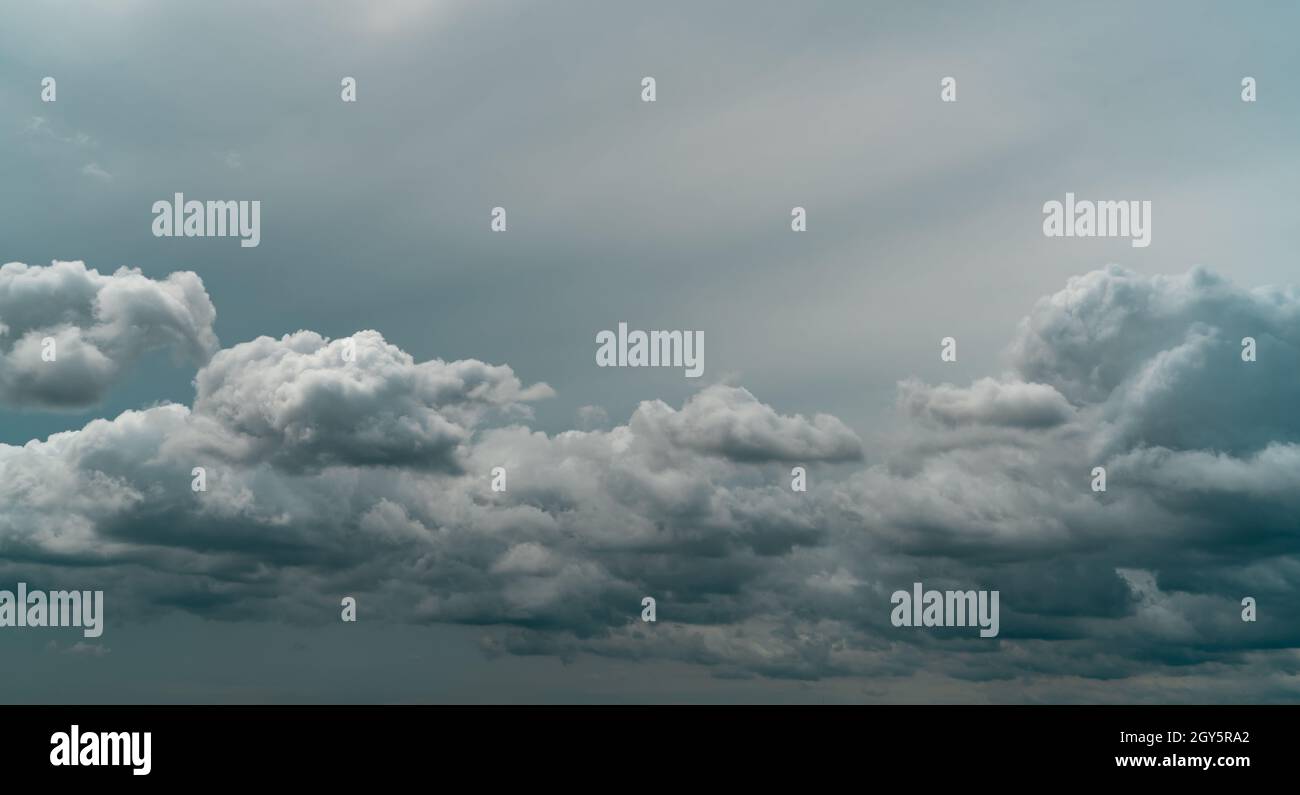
[1,263,1298,700]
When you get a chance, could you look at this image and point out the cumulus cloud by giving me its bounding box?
[190,329,554,472]
[1010,266,1300,454]
[899,376,1073,429]
[0,261,218,408]
[1,264,1299,701]
[638,385,864,462]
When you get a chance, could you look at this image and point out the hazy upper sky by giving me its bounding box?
[2,0,1299,703]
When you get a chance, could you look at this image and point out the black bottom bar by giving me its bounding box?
[7,705,1286,783]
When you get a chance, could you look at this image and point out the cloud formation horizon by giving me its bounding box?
[1,261,1297,699]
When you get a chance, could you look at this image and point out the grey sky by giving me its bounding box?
[2,1,1299,703]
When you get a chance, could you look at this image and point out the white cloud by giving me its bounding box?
[0,261,218,408]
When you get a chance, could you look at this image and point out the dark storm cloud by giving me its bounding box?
[1,264,1298,697]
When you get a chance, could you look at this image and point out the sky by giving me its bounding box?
[1,0,1299,703]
